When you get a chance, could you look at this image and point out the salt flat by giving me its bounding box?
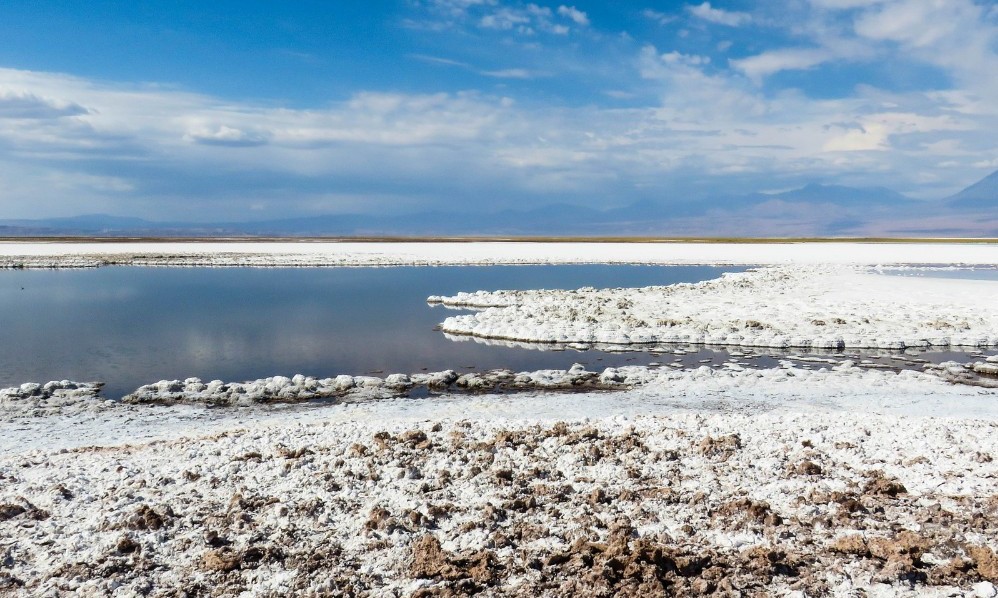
[1,398,996,596]
[1,241,997,596]
[2,240,998,268]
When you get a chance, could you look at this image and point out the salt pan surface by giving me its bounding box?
[432,266,998,350]
[3,240,998,268]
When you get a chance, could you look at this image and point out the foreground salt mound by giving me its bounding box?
[121,364,645,406]
[431,266,998,350]
[0,381,107,417]
[1,413,995,596]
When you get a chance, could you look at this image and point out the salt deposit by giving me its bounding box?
[3,240,998,269]
[1,408,995,596]
[0,381,108,417]
[2,241,997,595]
[117,365,639,407]
[432,266,998,351]
[2,361,997,595]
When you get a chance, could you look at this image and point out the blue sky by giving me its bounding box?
[0,0,996,220]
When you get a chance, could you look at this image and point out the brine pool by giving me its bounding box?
[1,264,992,399]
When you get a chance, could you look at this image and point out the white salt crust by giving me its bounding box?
[0,407,996,596]
[3,240,998,269]
[431,266,998,350]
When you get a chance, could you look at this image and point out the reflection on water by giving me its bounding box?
[443,334,997,374]
[0,265,742,398]
[3,264,993,399]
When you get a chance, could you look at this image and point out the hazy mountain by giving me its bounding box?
[762,183,912,206]
[947,169,998,210]
[0,177,987,237]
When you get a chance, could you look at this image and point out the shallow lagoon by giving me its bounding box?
[3,264,994,399]
[1,265,748,398]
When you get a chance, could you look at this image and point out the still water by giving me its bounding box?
[0,265,745,398]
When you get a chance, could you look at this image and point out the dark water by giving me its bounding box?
[0,265,746,398]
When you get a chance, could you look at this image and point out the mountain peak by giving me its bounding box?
[948,169,998,209]
[768,183,910,206]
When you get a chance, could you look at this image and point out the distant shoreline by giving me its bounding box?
[2,235,998,244]
[3,240,998,269]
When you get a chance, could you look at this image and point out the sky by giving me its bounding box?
[0,0,996,221]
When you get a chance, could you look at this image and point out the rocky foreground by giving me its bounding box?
[1,412,996,597]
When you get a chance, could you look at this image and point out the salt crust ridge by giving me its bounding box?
[431,266,998,350]
[0,365,649,416]
[4,361,997,449]
[3,359,987,418]
[119,364,641,406]
[0,381,108,417]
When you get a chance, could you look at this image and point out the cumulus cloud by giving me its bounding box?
[660,51,711,66]
[428,0,498,17]
[730,48,832,82]
[851,0,998,106]
[479,7,533,31]
[642,9,677,26]
[686,2,752,26]
[556,5,589,26]
[425,0,587,35]
[3,0,998,220]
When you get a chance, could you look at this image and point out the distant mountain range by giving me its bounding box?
[2,169,996,238]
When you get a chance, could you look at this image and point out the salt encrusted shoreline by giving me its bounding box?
[1,410,996,596]
[0,365,649,417]
[118,364,642,407]
[3,243,998,596]
[3,240,998,269]
[431,266,998,350]
[1,363,997,596]
[4,360,996,421]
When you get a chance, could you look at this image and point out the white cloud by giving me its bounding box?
[409,54,471,68]
[184,125,269,147]
[479,8,531,30]
[471,2,585,35]
[428,0,498,17]
[557,5,589,26]
[855,1,961,47]
[823,123,888,151]
[686,2,752,27]
[480,68,537,79]
[604,90,637,99]
[3,1,998,222]
[660,51,711,66]
[0,91,89,119]
[823,111,970,152]
[852,0,998,81]
[642,9,676,25]
[809,0,887,9]
[730,48,832,82]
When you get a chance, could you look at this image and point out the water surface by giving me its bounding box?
[0,265,743,398]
